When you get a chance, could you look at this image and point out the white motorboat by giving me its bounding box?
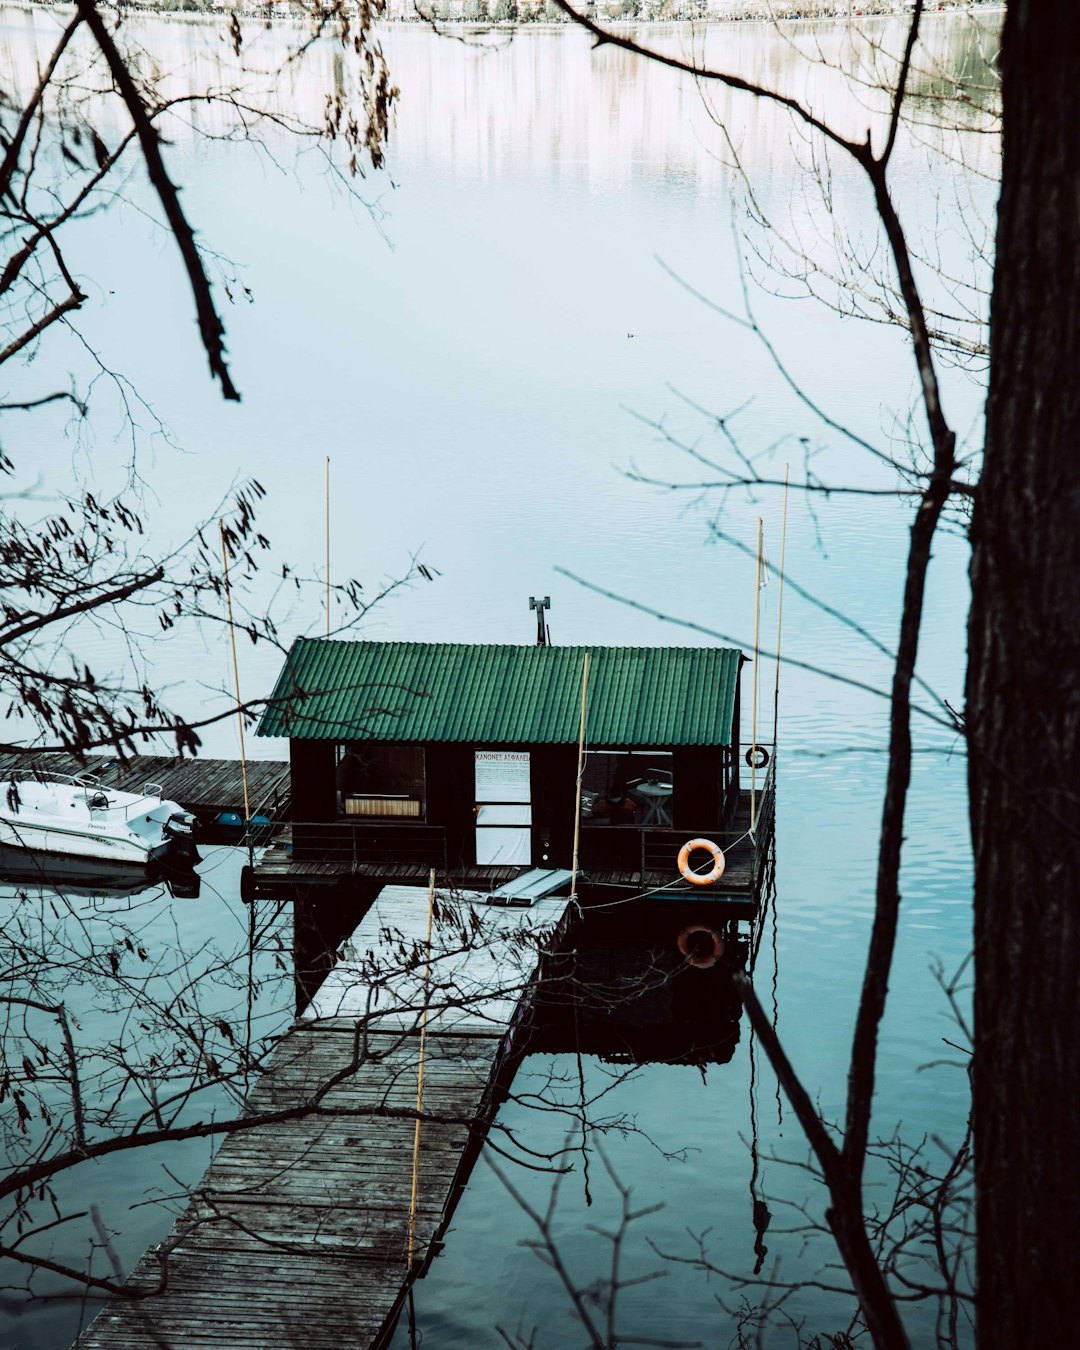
[0,772,197,866]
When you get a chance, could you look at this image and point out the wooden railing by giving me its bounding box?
[749,760,776,888]
[641,823,755,878]
[291,821,447,868]
[579,756,776,882]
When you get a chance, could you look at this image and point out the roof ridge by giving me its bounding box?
[293,637,740,652]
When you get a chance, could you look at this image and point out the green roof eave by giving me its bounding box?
[256,639,742,748]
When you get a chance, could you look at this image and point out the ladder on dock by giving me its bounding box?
[77,884,571,1350]
[487,866,575,907]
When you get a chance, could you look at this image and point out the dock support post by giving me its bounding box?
[570,653,590,908]
[325,454,332,638]
[773,465,790,753]
[407,869,435,1271]
[220,520,252,850]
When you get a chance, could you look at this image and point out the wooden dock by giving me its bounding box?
[252,837,526,896]
[252,782,774,913]
[77,883,573,1350]
[0,752,290,824]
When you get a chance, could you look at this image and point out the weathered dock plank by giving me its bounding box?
[77,884,572,1350]
[0,751,289,822]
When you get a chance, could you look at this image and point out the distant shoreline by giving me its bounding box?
[4,1,1006,29]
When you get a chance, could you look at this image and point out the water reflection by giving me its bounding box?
[2,7,993,764]
[533,845,776,1068]
[0,845,291,1350]
[0,3,982,1342]
[0,844,203,901]
[0,12,1002,185]
[534,909,750,1067]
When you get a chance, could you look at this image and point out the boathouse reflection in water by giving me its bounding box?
[531,909,749,1069]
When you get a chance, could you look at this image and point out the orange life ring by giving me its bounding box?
[677,837,726,886]
[678,924,724,970]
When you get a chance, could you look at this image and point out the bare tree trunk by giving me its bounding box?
[968,3,1080,1343]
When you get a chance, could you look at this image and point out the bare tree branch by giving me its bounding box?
[74,0,239,400]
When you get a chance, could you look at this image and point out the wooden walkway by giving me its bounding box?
[78,884,573,1350]
[0,752,289,823]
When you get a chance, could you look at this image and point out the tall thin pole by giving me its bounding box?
[569,652,590,908]
[773,464,790,752]
[325,455,331,638]
[220,520,251,828]
[407,869,436,1272]
[751,517,763,832]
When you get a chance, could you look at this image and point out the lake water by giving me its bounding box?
[0,7,994,1347]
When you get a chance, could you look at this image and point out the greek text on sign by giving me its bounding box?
[475,750,531,802]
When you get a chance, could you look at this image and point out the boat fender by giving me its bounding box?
[678,924,724,970]
[677,837,726,885]
[744,745,770,769]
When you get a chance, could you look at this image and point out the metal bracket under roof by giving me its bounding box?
[487,867,575,907]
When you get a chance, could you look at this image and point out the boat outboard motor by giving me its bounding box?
[163,811,199,853]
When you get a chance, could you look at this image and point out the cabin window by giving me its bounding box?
[580,750,673,827]
[335,745,426,820]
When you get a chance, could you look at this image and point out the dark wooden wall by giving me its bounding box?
[730,676,742,811]
[290,740,336,822]
[424,743,476,870]
[289,728,742,870]
[671,747,723,831]
[531,745,579,869]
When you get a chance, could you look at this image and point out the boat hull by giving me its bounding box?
[0,817,169,865]
[0,773,194,867]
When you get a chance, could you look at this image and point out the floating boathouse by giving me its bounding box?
[79,639,778,1349]
[252,638,774,907]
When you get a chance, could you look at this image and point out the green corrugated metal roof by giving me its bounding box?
[256,640,742,747]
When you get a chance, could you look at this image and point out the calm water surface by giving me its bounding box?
[0,9,992,1347]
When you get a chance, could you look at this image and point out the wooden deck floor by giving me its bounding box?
[251,784,773,906]
[0,752,290,822]
[77,885,571,1350]
[252,842,523,895]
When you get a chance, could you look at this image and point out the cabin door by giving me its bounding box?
[474,750,532,866]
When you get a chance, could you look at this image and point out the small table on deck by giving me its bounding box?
[634,781,673,826]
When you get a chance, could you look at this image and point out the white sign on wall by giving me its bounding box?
[475,750,531,865]
[474,750,531,803]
